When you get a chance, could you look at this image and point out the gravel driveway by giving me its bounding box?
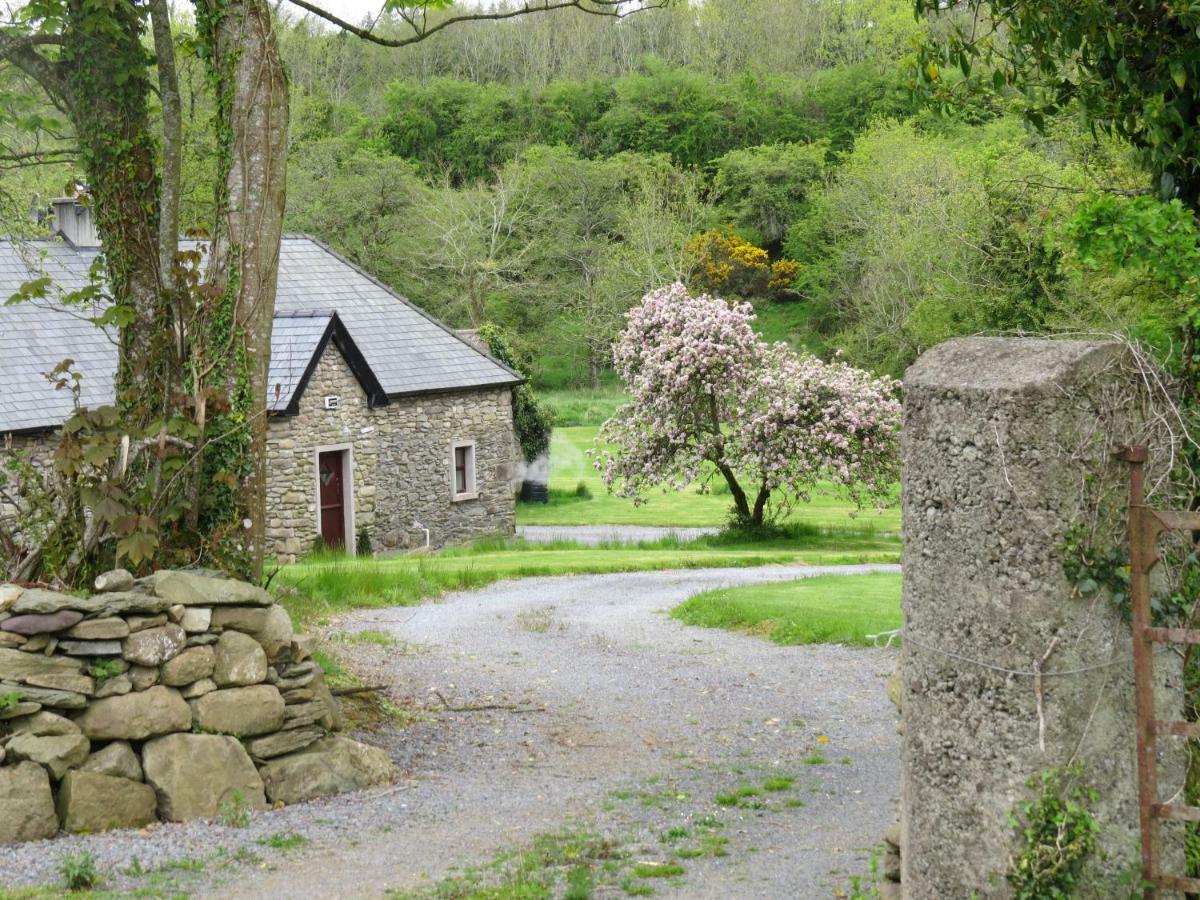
[0,564,901,899]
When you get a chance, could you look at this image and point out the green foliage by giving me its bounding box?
[356,527,373,558]
[478,324,553,463]
[1007,768,1099,900]
[0,691,23,712]
[917,0,1200,205]
[785,116,1132,376]
[711,141,827,246]
[59,851,100,891]
[1060,194,1200,378]
[87,658,122,686]
[218,789,251,828]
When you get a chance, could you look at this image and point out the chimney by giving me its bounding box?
[51,196,101,248]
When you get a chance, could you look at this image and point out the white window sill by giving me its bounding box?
[451,491,479,503]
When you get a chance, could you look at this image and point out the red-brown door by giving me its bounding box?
[318,451,346,550]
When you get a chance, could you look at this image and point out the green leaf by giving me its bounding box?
[1171,59,1188,90]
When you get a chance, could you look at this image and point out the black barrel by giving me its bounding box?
[520,480,549,503]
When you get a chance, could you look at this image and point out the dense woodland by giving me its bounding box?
[2,0,1180,393]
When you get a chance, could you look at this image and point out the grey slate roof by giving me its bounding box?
[0,235,521,433]
[267,311,334,413]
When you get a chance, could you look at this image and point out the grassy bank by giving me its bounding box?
[274,531,901,627]
[516,425,901,532]
[671,572,902,647]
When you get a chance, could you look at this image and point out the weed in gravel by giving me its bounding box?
[515,606,561,634]
[218,790,250,828]
[785,798,807,808]
[161,857,206,872]
[258,832,308,851]
[631,863,685,878]
[677,834,730,859]
[803,754,828,765]
[60,852,99,891]
[121,858,146,878]
[621,879,655,896]
[659,827,689,843]
[715,792,739,807]
[762,776,795,792]
[695,816,725,829]
[840,756,853,765]
[389,828,625,899]
[381,700,431,728]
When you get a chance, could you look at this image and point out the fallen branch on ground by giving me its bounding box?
[331,685,389,696]
[434,690,545,714]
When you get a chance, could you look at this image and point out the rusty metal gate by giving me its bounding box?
[1122,445,1200,897]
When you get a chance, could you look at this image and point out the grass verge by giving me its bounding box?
[274,531,900,628]
[670,572,902,647]
[516,426,900,531]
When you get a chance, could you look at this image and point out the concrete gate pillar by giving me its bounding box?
[900,337,1182,896]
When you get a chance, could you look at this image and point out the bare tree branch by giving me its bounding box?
[281,0,664,48]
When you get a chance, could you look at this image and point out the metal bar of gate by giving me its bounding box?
[1122,444,1200,898]
[1123,446,1162,899]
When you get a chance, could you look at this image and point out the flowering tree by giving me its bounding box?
[594,284,901,527]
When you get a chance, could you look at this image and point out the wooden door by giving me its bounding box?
[318,450,346,550]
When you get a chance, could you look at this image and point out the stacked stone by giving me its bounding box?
[0,569,393,843]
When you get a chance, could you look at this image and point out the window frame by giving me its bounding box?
[450,439,478,502]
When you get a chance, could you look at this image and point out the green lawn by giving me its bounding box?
[670,572,902,647]
[275,534,901,627]
[516,425,901,532]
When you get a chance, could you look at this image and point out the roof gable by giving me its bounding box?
[269,311,388,414]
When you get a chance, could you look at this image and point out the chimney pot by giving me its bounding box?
[51,197,101,248]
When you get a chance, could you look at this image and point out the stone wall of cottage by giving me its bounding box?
[0,431,59,540]
[265,344,517,563]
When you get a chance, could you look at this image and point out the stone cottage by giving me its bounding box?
[0,199,523,561]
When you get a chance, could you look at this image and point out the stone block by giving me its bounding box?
[6,731,90,779]
[211,605,293,661]
[64,618,130,640]
[142,733,266,821]
[122,624,187,667]
[259,736,394,805]
[73,685,191,741]
[212,631,268,686]
[161,646,216,687]
[93,569,135,593]
[1,611,84,635]
[81,740,143,781]
[189,684,284,736]
[151,571,274,607]
[0,762,58,842]
[57,770,157,832]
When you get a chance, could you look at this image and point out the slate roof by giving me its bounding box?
[0,235,521,433]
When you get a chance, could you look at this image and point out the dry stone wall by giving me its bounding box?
[0,569,395,842]
[900,337,1182,896]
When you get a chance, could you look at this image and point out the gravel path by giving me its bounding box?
[516,524,721,545]
[0,564,901,899]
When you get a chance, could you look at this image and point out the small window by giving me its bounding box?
[451,441,477,501]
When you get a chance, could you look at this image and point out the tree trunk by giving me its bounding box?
[715,460,752,524]
[61,0,175,422]
[751,483,771,527]
[197,0,289,579]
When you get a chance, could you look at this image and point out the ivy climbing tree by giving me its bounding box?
[0,0,660,583]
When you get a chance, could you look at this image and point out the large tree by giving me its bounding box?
[0,0,659,582]
[596,284,901,528]
[918,0,1200,406]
